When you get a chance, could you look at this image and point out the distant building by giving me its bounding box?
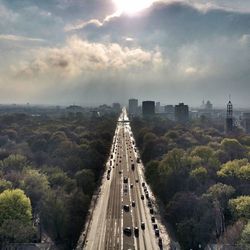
[164,105,175,120]
[226,100,234,133]
[66,105,84,113]
[155,102,161,113]
[205,100,213,111]
[112,102,121,113]
[242,113,250,133]
[175,103,189,123]
[128,99,138,116]
[142,101,155,117]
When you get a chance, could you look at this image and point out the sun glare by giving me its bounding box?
[113,0,154,15]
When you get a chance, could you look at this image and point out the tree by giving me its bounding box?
[0,154,27,173]
[229,196,250,219]
[0,189,35,243]
[21,169,50,210]
[239,221,250,248]
[0,189,32,225]
[190,167,208,183]
[218,159,250,181]
[0,219,36,243]
[0,179,12,192]
[221,138,245,161]
[75,169,95,194]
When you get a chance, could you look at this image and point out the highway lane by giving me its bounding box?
[82,108,169,250]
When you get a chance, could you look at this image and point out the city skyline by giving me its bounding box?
[0,0,250,106]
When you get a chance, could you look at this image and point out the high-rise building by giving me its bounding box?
[128,99,138,115]
[242,113,250,134]
[112,102,121,113]
[155,102,160,113]
[226,100,234,133]
[175,103,189,123]
[142,101,155,117]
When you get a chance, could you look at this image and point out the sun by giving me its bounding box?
[113,0,154,15]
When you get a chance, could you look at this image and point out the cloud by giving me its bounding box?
[13,36,164,78]
[0,34,45,42]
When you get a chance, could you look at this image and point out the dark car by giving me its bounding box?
[134,227,139,237]
[131,164,135,171]
[158,237,163,247]
[130,184,133,188]
[155,228,160,237]
[148,201,152,207]
[150,208,154,214]
[151,216,155,223]
[153,223,158,229]
[123,177,128,183]
[124,227,132,236]
[141,194,144,200]
[132,201,136,207]
[123,204,130,212]
[142,182,145,187]
[141,222,145,230]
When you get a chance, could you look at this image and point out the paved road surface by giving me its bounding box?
[82,108,169,250]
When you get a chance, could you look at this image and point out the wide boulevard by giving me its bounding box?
[81,108,169,250]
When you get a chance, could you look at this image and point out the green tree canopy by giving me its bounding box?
[218,159,250,180]
[229,196,250,219]
[0,189,32,226]
[0,154,27,173]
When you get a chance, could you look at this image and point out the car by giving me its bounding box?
[155,228,160,237]
[119,170,122,174]
[130,184,133,188]
[150,208,154,214]
[123,205,130,212]
[132,201,136,207]
[151,216,155,223]
[124,227,132,236]
[147,201,152,207]
[123,177,128,183]
[134,227,139,237]
[141,222,145,230]
[131,164,135,171]
[153,223,158,229]
[141,194,144,200]
[136,179,139,183]
[137,157,140,163]
[142,182,145,187]
[146,194,149,199]
[158,237,163,247]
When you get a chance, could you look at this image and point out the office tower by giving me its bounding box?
[156,102,160,113]
[112,102,121,113]
[226,100,233,133]
[175,103,189,123]
[242,113,250,133]
[128,99,138,115]
[142,101,155,117]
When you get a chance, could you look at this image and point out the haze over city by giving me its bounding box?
[0,0,250,107]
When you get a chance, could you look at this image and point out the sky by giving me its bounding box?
[0,0,249,107]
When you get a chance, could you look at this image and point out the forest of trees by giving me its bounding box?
[0,111,117,249]
[131,115,250,250]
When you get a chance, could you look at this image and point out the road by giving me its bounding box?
[81,108,170,250]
